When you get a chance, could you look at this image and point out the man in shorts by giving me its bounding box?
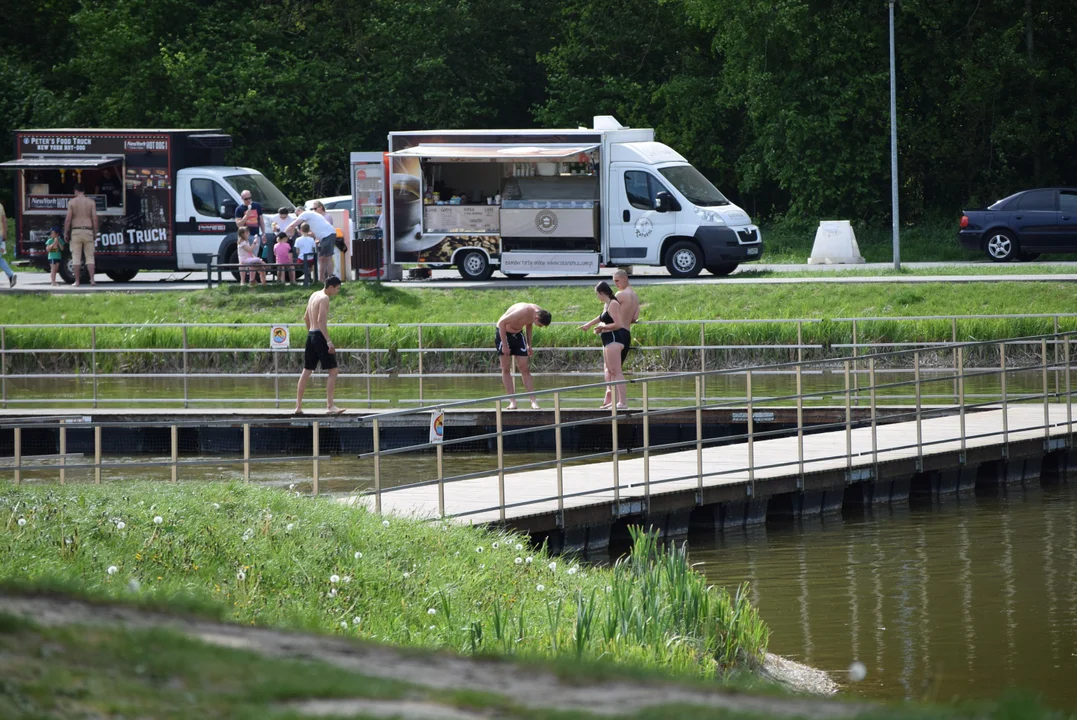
[64,183,99,286]
[295,275,345,415]
[495,302,552,410]
[285,200,338,283]
[612,269,640,363]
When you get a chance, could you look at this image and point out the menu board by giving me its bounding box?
[424,205,499,233]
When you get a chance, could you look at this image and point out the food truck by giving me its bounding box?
[2,129,292,283]
[357,115,762,280]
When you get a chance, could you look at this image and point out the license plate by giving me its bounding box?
[747,247,759,255]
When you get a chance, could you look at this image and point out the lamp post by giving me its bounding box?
[888,0,900,270]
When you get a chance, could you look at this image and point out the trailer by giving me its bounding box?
[359,116,763,280]
[2,129,292,283]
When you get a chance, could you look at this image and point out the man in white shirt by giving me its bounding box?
[285,201,337,283]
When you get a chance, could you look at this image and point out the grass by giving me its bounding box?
[0,482,768,681]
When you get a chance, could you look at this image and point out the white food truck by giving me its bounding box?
[355,116,762,280]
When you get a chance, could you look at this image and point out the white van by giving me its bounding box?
[362,116,762,280]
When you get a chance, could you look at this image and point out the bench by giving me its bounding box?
[206,258,319,288]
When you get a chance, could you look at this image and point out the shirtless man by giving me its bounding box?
[295,275,345,415]
[495,302,552,410]
[601,269,641,407]
[64,183,99,286]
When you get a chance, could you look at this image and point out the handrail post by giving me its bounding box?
[373,417,382,513]
[13,427,21,484]
[243,423,251,482]
[699,322,707,401]
[796,320,804,364]
[746,371,755,495]
[365,326,372,409]
[1042,338,1050,443]
[91,326,98,409]
[844,360,852,473]
[1066,337,1073,442]
[611,399,620,508]
[1054,316,1061,401]
[312,421,320,497]
[59,419,66,485]
[182,326,190,409]
[958,347,966,457]
[695,375,703,496]
[1,326,6,409]
[417,325,424,403]
[1000,342,1009,452]
[171,424,178,482]
[869,358,877,467]
[554,392,564,526]
[496,400,505,522]
[914,351,922,469]
[642,382,650,511]
[952,317,959,404]
[851,319,860,403]
[796,363,804,480]
[94,425,102,485]
[436,441,445,518]
[273,349,280,409]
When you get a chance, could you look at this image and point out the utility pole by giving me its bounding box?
[889,0,901,270]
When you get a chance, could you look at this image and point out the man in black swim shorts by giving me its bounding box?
[295,276,345,415]
[495,302,552,410]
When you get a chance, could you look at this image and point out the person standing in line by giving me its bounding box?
[495,302,552,410]
[0,201,15,287]
[293,222,317,286]
[295,275,345,415]
[579,281,629,410]
[46,226,65,286]
[285,201,337,283]
[273,232,296,285]
[64,183,98,286]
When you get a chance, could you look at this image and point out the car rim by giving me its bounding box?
[674,250,696,272]
[465,254,484,275]
[987,235,1011,259]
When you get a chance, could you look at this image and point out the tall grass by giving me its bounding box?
[0,482,768,680]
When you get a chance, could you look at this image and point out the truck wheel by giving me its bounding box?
[706,263,738,277]
[58,258,90,285]
[224,246,242,281]
[665,241,703,278]
[104,269,139,282]
[457,250,493,281]
[985,230,1019,262]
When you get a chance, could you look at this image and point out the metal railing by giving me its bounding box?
[3,332,1074,513]
[0,314,1075,409]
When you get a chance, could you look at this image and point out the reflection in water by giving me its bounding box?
[692,484,1077,707]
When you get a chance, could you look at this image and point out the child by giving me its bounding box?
[293,222,317,286]
[236,227,267,286]
[46,226,65,287]
[273,232,296,285]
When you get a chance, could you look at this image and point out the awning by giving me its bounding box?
[0,155,124,170]
[389,143,598,160]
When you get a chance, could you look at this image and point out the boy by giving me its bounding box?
[295,275,345,415]
[293,222,317,286]
[46,226,65,287]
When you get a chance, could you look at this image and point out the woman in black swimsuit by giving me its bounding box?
[578,281,629,409]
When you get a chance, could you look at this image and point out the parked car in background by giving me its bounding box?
[305,196,351,211]
[960,188,1077,261]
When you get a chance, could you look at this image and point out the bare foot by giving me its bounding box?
[530,400,541,410]
[616,403,628,410]
[326,406,346,415]
[293,408,304,416]
[506,402,518,411]
[599,402,612,410]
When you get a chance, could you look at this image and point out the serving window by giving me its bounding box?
[5,156,127,216]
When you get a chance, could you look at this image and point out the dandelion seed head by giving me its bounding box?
[402,571,411,579]
[329,588,338,597]
[286,523,295,532]
[479,564,485,570]
[848,661,867,682]
[382,520,390,528]
[492,542,499,549]
[525,556,533,564]
[236,571,246,581]
[329,574,340,584]
[354,551,363,560]
[514,557,523,565]
[107,565,118,575]
[475,546,484,553]
[153,516,163,525]
[341,621,349,629]
[17,518,26,527]
[288,484,296,490]
[127,579,141,593]
[427,608,437,616]
[353,616,362,625]
[429,625,436,630]
[606,586,612,593]
[568,567,578,576]
[115,521,125,530]
[547,562,557,572]
[342,576,351,584]
[536,584,545,592]
[211,503,220,510]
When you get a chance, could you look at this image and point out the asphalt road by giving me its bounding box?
[4,261,1077,292]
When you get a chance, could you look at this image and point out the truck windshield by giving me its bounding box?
[224,174,292,209]
[658,165,729,207]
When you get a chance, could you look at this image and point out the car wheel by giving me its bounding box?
[1019,252,1040,262]
[457,250,493,281]
[224,246,241,281]
[706,263,739,277]
[104,269,139,282]
[665,241,703,278]
[985,230,1019,262]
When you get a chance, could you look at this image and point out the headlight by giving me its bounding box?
[694,208,726,225]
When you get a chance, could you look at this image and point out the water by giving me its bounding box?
[692,484,1077,707]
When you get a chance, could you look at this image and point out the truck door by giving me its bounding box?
[608,165,677,265]
[176,174,235,269]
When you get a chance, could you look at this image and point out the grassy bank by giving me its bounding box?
[0,281,1074,373]
[0,482,767,681]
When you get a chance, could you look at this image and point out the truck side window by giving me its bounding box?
[625,171,654,211]
[192,178,227,217]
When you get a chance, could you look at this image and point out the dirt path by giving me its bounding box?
[0,594,859,719]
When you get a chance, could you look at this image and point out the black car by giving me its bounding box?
[959,188,1077,261]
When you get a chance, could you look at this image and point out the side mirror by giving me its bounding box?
[654,191,679,213]
[220,200,237,220]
